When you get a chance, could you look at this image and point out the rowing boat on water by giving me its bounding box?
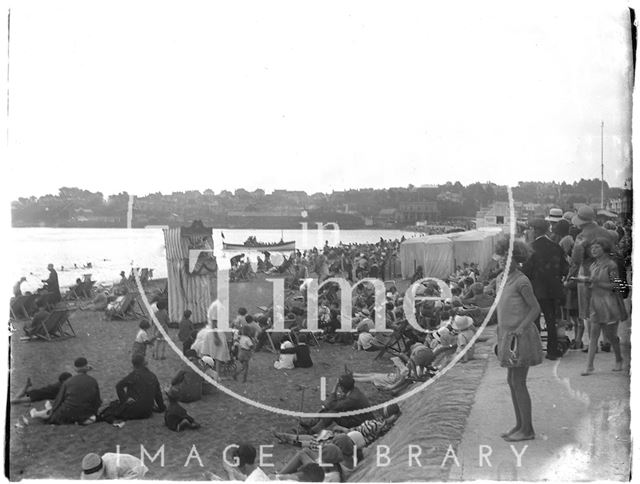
[222,240,296,251]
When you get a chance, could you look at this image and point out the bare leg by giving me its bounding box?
[502,368,521,438]
[15,378,33,399]
[160,341,167,359]
[274,432,314,447]
[583,317,590,348]
[582,324,601,375]
[279,448,316,474]
[233,362,245,381]
[573,317,584,348]
[602,323,623,370]
[505,367,534,441]
[242,360,249,383]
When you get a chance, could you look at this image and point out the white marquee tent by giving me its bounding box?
[451,230,498,272]
[399,235,454,280]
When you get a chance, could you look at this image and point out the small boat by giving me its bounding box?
[222,236,295,252]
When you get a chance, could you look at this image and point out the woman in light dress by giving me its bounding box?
[191,302,230,374]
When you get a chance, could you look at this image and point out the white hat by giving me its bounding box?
[81,453,104,480]
[452,315,474,331]
[545,208,563,222]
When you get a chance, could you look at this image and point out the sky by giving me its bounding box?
[3,0,635,199]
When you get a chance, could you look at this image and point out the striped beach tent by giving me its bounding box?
[163,222,217,323]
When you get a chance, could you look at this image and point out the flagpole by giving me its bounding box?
[601,121,604,209]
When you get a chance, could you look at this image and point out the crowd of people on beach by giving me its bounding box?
[10,204,632,480]
[228,237,405,284]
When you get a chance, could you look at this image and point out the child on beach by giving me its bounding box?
[233,325,254,382]
[152,301,169,360]
[178,309,194,355]
[164,388,200,432]
[232,307,248,330]
[132,320,156,359]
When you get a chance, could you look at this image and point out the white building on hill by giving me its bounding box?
[475,201,517,233]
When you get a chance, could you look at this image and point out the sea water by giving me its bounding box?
[8,227,418,295]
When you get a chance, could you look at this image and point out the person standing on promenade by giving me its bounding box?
[495,238,542,442]
[522,218,568,360]
[570,206,618,351]
[580,238,626,375]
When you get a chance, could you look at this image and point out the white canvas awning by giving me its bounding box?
[399,235,454,280]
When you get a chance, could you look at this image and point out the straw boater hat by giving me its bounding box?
[545,208,564,223]
[81,453,104,479]
[571,206,596,227]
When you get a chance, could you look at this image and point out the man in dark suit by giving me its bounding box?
[522,218,569,360]
[41,263,61,304]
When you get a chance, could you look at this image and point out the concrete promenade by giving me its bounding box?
[450,320,632,481]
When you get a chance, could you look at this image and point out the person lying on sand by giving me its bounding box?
[351,356,409,390]
[11,373,72,404]
[275,404,401,450]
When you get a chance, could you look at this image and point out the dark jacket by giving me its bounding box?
[293,344,313,368]
[326,386,370,413]
[325,386,373,426]
[115,366,166,419]
[48,373,101,424]
[171,360,204,403]
[43,269,61,302]
[177,318,193,343]
[522,236,569,300]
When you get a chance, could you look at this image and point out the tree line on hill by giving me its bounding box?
[11,178,625,228]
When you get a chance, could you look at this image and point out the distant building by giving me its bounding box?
[608,190,632,222]
[272,190,308,205]
[400,201,439,224]
[376,208,400,225]
[475,201,515,233]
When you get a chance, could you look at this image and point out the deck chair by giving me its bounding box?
[294,317,321,349]
[80,280,96,298]
[106,294,136,320]
[10,294,36,320]
[27,309,76,341]
[375,321,411,360]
